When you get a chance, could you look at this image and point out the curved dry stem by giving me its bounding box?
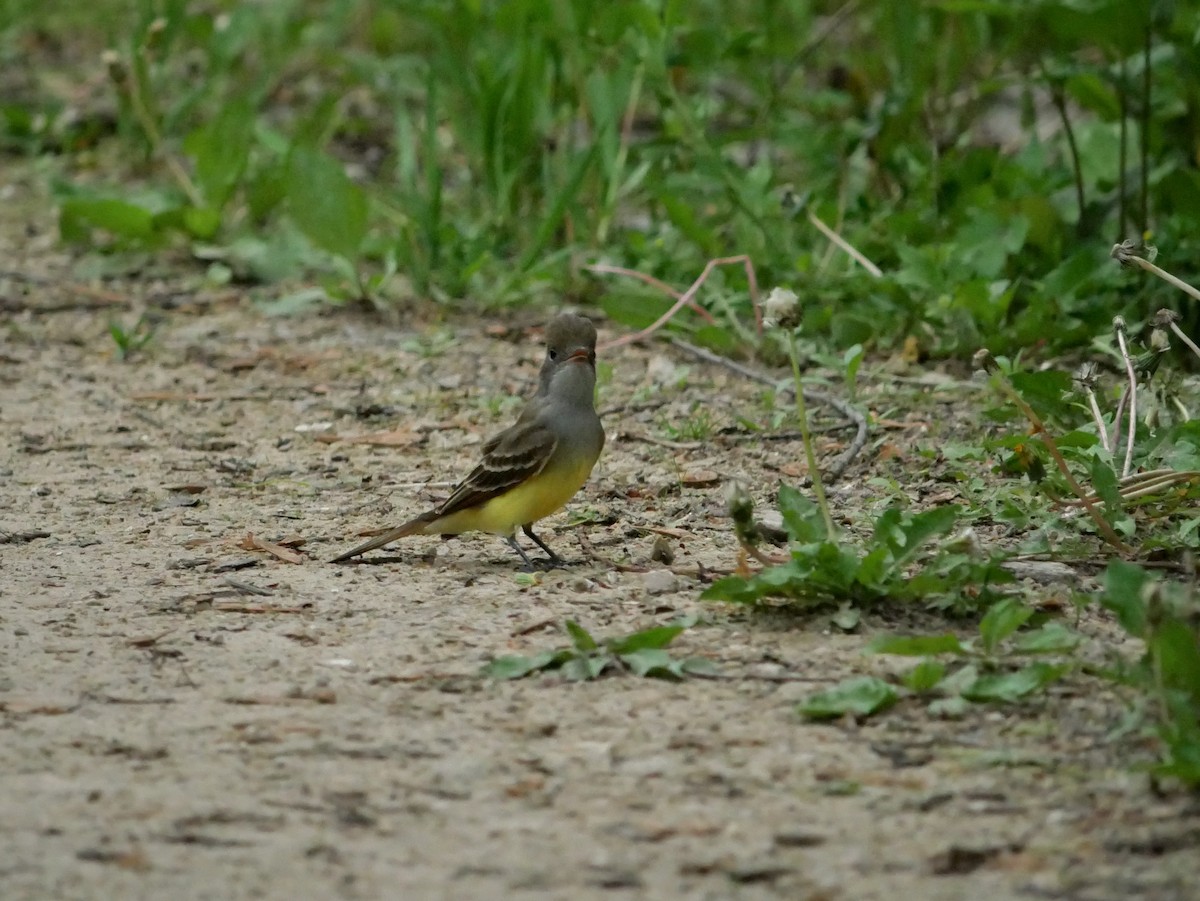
[592,255,761,351]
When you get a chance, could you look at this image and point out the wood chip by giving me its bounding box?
[239,533,304,564]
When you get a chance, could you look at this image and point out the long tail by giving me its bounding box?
[328,514,435,563]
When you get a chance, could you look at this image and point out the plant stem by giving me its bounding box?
[1114,319,1138,478]
[787,334,836,538]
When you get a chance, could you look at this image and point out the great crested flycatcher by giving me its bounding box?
[330,313,605,568]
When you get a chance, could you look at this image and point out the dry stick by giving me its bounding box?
[1114,318,1138,478]
[592,254,762,351]
[1062,469,1200,507]
[807,210,883,278]
[585,264,717,325]
[980,354,1134,555]
[0,269,131,308]
[669,336,869,483]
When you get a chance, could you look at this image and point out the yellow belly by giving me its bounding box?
[430,456,595,536]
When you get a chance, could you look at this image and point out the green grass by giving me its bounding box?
[6,1,1198,350]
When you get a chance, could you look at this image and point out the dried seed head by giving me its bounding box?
[102,50,128,87]
[1112,315,1128,335]
[762,287,801,330]
[1151,308,1181,328]
[1074,362,1098,390]
[972,348,997,375]
[143,17,168,54]
[1110,238,1157,267]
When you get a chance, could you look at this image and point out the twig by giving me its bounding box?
[806,210,882,278]
[591,254,762,350]
[1060,469,1199,507]
[585,264,717,324]
[1113,317,1138,478]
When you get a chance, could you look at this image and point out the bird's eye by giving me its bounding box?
[548,349,558,360]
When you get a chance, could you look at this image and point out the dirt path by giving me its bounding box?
[2,165,1198,900]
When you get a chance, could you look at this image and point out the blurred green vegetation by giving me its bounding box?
[2,0,1198,353]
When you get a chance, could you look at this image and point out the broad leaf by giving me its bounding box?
[961,662,1067,703]
[565,620,597,652]
[800,676,898,721]
[286,145,368,261]
[869,634,966,656]
[979,599,1034,654]
[606,624,684,655]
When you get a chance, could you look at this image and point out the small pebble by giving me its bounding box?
[642,570,679,596]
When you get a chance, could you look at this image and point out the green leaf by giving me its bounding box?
[1011,622,1081,655]
[961,662,1067,703]
[868,633,966,656]
[564,620,597,652]
[978,599,1034,654]
[1152,621,1200,706]
[286,145,368,261]
[903,659,947,693]
[600,291,674,331]
[1100,560,1150,637]
[1088,454,1123,521]
[562,654,609,681]
[153,205,222,240]
[518,143,599,271]
[874,504,962,572]
[619,648,683,679]
[1008,370,1074,423]
[60,198,156,244]
[800,676,898,721]
[482,650,563,680]
[185,98,255,209]
[778,484,828,541]
[701,559,820,605]
[606,624,684,655]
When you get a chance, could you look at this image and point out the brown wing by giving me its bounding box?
[434,419,558,518]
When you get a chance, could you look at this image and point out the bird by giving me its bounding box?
[330,312,605,569]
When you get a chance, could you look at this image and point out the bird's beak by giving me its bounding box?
[566,348,592,364]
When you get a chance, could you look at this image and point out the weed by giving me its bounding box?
[703,484,1011,612]
[108,315,155,361]
[1099,561,1200,789]
[660,404,715,442]
[801,598,1081,721]
[483,617,716,682]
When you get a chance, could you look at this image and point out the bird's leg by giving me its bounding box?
[522,524,565,566]
[504,535,537,570]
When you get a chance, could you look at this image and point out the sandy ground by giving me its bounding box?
[2,167,1199,900]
